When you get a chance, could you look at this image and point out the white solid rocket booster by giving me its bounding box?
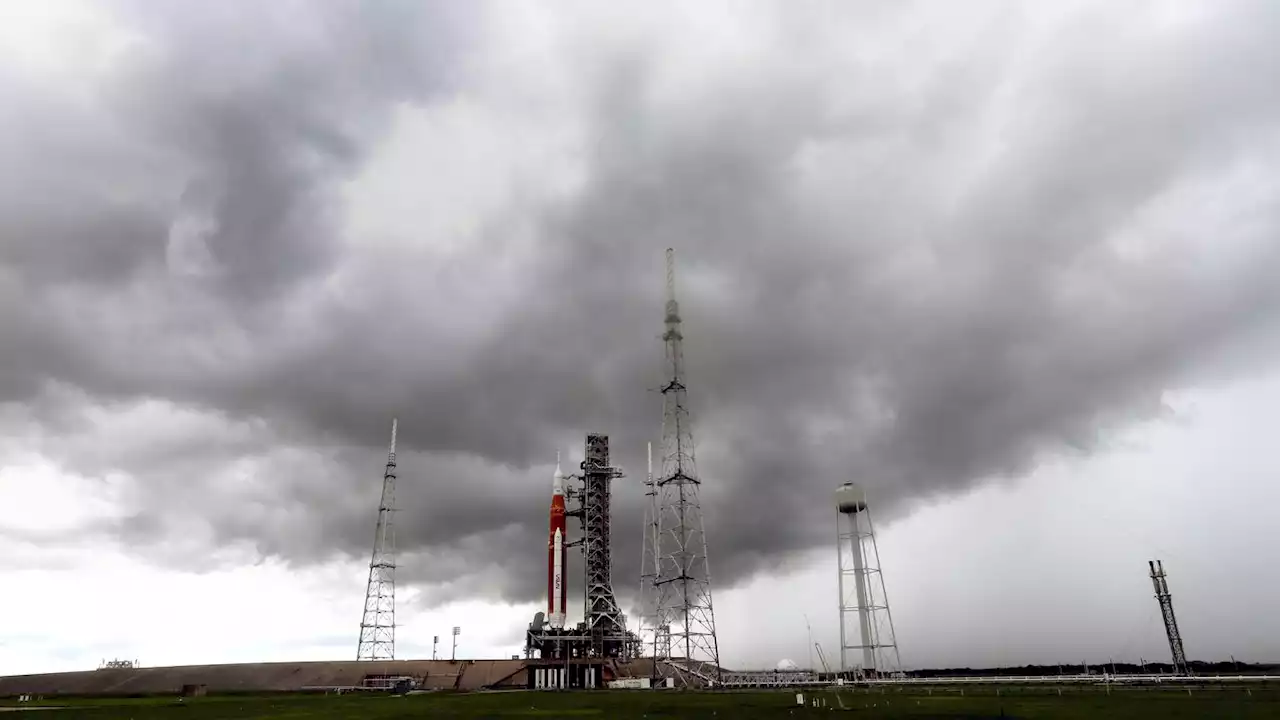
[551,528,565,629]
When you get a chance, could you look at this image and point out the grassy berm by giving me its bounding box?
[2,687,1276,719]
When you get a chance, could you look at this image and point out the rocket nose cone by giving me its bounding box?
[551,451,566,496]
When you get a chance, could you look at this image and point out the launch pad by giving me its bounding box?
[525,433,642,665]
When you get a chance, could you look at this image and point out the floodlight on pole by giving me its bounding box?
[452,626,460,661]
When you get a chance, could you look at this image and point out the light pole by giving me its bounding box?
[452,627,461,661]
[432,636,439,661]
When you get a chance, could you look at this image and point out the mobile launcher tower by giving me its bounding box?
[525,433,642,688]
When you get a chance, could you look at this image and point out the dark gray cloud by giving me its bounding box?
[4,0,1280,614]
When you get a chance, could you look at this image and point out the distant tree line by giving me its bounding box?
[906,660,1277,678]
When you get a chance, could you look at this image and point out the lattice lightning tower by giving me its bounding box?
[1149,560,1187,674]
[651,248,721,680]
[357,419,398,661]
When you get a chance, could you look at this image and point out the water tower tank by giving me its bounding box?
[835,482,867,514]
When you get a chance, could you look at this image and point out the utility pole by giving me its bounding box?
[805,614,815,673]
[357,420,399,661]
[638,442,659,654]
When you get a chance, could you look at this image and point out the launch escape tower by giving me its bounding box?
[648,247,722,682]
[1149,560,1188,674]
[835,482,900,677]
[357,419,399,661]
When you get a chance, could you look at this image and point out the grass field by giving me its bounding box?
[2,687,1277,718]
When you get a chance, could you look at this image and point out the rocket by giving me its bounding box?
[547,453,568,629]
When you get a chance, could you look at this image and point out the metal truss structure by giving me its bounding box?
[836,483,901,676]
[1149,560,1188,673]
[718,669,821,688]
[356,419,398,661]
[579,433,628,656]
[651,248,721,681]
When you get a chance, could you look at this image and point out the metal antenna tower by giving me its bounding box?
[357,419,398,661]
[1149,560,1187,674]
[652,248,721,681]
[836,483,900,678]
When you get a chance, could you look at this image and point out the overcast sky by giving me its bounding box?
[3,0,1280,675]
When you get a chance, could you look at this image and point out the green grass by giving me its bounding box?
[3,686,1277,719]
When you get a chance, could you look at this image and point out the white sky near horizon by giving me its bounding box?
[3,0,1280,678]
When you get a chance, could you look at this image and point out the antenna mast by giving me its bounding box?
[650,248,721,683]
[357,419,398,661]
[638,441,660,658]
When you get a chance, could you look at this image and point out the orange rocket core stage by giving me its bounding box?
[547,461,568,628]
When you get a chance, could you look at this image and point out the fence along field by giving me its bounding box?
[3,684,1278,719]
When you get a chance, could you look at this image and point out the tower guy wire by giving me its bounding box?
[357,418,398,661]
[650,247,721,683]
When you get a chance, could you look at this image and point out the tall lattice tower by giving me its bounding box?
[1149,560,1187,674]
[651,247,721,681]
[579,433,629,657]
[357,419,398,661]
[836,482,900,677]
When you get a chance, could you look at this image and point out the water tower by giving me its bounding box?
[835,482,901,677]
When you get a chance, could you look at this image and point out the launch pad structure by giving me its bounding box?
[579,434,632,655]
[525,433,642,675]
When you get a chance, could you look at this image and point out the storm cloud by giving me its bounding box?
[4,0,1280,610]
